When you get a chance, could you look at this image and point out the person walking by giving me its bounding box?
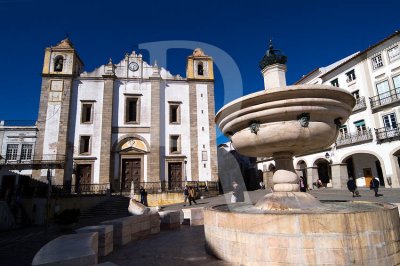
[188,186,197,206]
[371,177,382,197]
[299,176,306,192]
[139,186,148,206]
[347,177,360,197]
[183,185,189,206]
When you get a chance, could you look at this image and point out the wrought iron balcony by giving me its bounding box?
[336,128,374,147]
[375,125,400,143]
[369,89,400,110]
[352,97,367,112]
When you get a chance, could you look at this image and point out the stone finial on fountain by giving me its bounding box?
[259,40,288,90]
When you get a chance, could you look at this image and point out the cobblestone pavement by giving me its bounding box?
[1,188,400,266]
[99,225,231,266]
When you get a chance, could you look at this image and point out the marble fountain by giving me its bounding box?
[204,42,400,265]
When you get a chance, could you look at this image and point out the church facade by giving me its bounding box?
[32,39,218,192]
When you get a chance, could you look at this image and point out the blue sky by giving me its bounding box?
[0,0,399,144]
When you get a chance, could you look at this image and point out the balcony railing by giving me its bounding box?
[0,154,65,168]
[375,124,400,143]
[369,89,400,109]
[120,181,219,194]
[352,97,367,112]
[336,128,373,147]
[69,183,110,195]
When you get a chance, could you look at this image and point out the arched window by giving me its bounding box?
[197,62,204,76]
[54,56,64,72]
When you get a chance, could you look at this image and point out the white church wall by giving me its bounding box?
[73,80,104,183]
[114,81,151,127]
[164,82,192,180]
[196,84,211,181]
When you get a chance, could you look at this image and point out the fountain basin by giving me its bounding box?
[216,85,355,157]
[204,202,400,265]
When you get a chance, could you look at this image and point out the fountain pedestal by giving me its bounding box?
[255,151,322,210]
[209,44,400,264]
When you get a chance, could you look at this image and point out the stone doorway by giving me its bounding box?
[168,162,182,190]
[76,164,91,192]
[122,158,141,191]
[316,160,331,185]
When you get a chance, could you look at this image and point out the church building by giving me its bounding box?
[32,38,218,192]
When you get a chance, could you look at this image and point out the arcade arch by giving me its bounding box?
[341,152,385,188]
[390,148,400,187]
[313,158,331,186]
[296,160,308,188]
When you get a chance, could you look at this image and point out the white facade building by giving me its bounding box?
[0,120,37,200]
[32,39,218,192]
[259,30,400,189]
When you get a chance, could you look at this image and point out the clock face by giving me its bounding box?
[128,62,139,72]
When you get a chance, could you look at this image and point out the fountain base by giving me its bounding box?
[255,192,322,210]
[204,202,400,265]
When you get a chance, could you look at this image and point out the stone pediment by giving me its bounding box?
[120,146,147,154]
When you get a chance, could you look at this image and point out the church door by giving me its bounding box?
[122,159,141,191]
[76,164,91,192]
[168,162,182,190]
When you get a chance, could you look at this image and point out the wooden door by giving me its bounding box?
[76,164,91,192]
[122,159,141,191]
[168,162,182,189]
[364,168,373,187]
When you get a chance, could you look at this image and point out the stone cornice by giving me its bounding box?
[73,157,97,161]
[102,74,117,79]
[112,127,150,134]
[186,78,214,82]
[42,73,75,78]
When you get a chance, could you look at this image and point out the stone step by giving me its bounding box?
[80,196,130,219]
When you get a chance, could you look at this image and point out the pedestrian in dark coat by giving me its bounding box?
[183,185,189,206]
[139,186,148,206]
[347,177,360,197]
[371,177,382,197]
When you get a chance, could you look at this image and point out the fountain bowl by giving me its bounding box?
[204,202,400,265]
[216,84,355,157]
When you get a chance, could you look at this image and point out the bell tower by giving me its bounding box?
[33,38,84,185]
[186,48,214,80]
[186,48,218,182]
[42,38,83,76]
